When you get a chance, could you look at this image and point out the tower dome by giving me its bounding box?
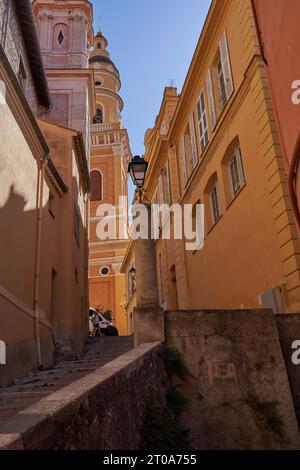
[89,31,123,124]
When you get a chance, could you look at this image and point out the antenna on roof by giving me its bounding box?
[169,79,175,88]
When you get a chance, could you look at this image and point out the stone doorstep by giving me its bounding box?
[0,342,161,450]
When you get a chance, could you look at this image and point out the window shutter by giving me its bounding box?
[180,135,188,186]
[189,114,198,169]
[158,174,164,205]
[205,69,217,131]
[236,147,245,185]
[219,31,234,100]
[165,159,172,205]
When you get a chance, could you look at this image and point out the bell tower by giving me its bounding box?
[88,31,132,335]
[89,31,123,125]
[32,0,95,145]
[33,0,94,69]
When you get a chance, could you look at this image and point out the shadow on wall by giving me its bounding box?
[0,177,88,387]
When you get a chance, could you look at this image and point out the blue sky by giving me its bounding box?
[93,0,211,157]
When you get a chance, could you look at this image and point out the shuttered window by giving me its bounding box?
[219,31,234,101]
[165,159,172,206]
[197,91,209,152]
[205,69,217,131]
[189,114,198,170]
[180,135,188,187]
[229,147,245,197]
[210,182,221,224]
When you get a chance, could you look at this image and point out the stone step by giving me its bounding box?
[0,336,134,424]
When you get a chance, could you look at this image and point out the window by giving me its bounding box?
[217,56,227,109]
[58,30,64,45]
[95,81,102,87]
[181,115,198,187]
[53,24,68,51]
[206,30,234,130]
[100,266,110,276]
[165,159,172,206]
[210,182,221,224]
[197,91,209,152]
[93,108,103,124]
[229,147,245,197]
[90,170,103,201]
[158,174,164,205]
[180,135,188,187]
[18,56,27,91]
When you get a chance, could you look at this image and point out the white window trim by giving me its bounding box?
[189,114,198,170]
[205,69,217,131]
[219,30,234,101]
[197,91,209,153]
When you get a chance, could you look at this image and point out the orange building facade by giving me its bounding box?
[88,32,132,336]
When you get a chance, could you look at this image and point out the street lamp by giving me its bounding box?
[128,155,148,201]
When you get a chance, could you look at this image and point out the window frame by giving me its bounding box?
[228,147,245,198]
[197,90,209,153]
[90,169,103,202]
[210,182,221,225]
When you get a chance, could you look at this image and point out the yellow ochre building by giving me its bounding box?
[122,0,300,318]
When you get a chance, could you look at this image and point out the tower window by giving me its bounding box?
[93,108,103,124]
[90,170,103,201]
[95,81,102,87]
[100,266,110,277]
[58,30,64,45]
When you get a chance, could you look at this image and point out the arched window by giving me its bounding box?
[90,170,103,201]
[93,108,103,124]
[221,137,246,205]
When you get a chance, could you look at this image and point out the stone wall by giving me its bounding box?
[165,309,300,450]
[0,343,166,450]
[276,313,300,426]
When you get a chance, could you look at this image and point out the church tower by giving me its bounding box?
[88,32,132,334]
[32,0,95,146]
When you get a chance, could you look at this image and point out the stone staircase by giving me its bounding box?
[0,336,134,424]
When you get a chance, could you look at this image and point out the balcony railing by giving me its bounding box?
[90,122,120,133]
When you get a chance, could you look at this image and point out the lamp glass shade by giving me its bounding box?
[128,156,148,188]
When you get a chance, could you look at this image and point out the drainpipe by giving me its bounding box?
[33,153,49,369]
